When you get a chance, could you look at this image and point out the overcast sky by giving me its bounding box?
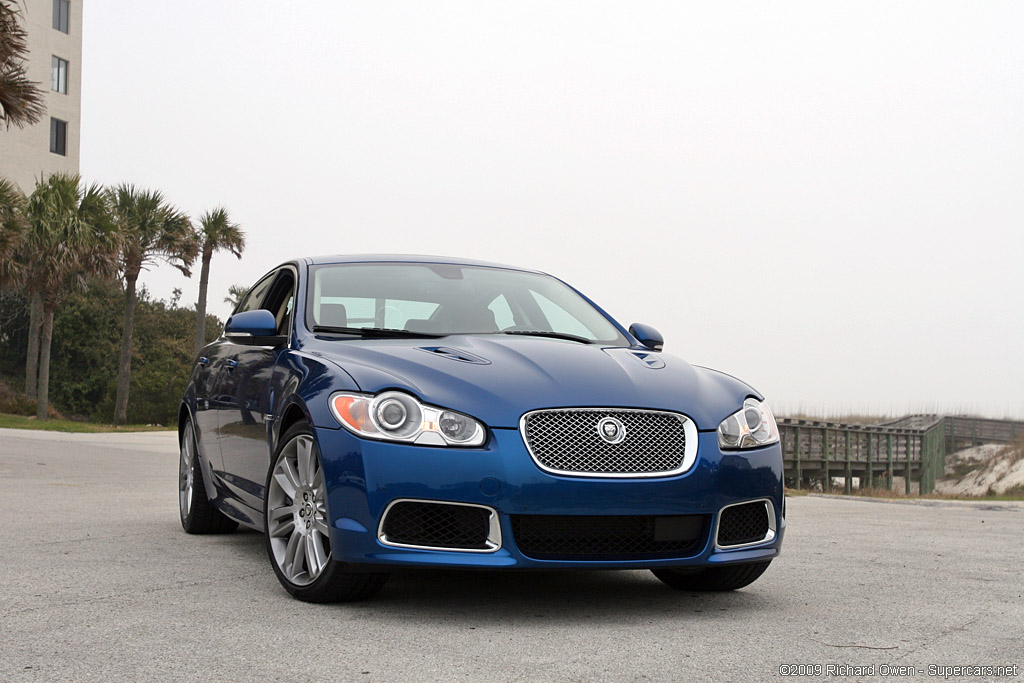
[79,1,1023,419]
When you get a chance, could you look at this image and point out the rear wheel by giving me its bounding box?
[264,423,389,602]
[651,560,771,592]
[179,419,238,534]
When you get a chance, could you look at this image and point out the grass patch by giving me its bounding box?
[790,485,1024,502]
[948,461,977,478]
[844,486,1024,502]
[0,413,173,433]
[926,491,1024,502]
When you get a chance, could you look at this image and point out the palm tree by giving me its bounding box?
[109,184,197,425]
[223,284,247,309]
[0,0,47,130]
[193,208,244,356]
[23,173,116,419]
[0,176,38,398]
[0,176,27,284]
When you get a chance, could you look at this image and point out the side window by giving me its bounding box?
[234,273,276,315]
[262,271,296,336]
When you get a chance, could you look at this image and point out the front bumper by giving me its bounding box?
[315,425,785,569]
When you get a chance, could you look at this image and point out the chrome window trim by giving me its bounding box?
[713,498,777,550]
[377,498,501,553]
[519,407,699,479]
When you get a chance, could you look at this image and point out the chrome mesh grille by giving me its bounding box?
[522,408,689,476]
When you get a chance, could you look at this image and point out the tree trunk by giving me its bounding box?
[193,244,212,357]
[25,291,42,398]
[114,273,138,425]
[36,304,54,421]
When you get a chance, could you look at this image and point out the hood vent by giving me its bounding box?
[631,351,666,369]
[419,346,491,365]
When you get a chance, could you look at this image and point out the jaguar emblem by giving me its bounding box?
[596,416,627,444]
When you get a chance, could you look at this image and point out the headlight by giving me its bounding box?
[329,390,487,447]
[717,398,779,450]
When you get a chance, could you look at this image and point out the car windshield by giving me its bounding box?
[306,262,628,344]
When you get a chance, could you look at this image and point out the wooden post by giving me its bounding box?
[925,432,933,497]
[923,432,933,494]
[866,433,874,489]
[795,427,802,490]
[822,429,829,492]
[905,434,912,495]
[920,433,928,494]
[887,434,894,492]
[844,430,852,495]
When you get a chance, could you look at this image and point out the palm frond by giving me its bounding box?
[0,0,47,129]
[19,172,118,304]
[199,207,245,259]
[0,175,28,284]
[108,183,197,277]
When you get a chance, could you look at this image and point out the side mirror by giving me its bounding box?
[628,323,664,351]
[225,309,284,346]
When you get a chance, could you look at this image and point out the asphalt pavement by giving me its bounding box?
[1,428,1021,682]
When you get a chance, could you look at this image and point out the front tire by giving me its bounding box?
[264,423,389,603]
[179,419,238,535]
[651,560,772,592]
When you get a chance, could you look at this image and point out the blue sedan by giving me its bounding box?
[179,255,785,602]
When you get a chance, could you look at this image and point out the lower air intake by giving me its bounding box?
[380,501,494,551]
[511,514,708,561]
[717,501,771,547]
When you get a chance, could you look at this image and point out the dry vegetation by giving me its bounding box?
[780,413,895,426]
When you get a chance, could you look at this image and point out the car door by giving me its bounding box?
[192,337,234,473]
[216,268,296,513]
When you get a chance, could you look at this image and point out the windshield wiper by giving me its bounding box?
[312,325,446,339]
[502,330,592,344]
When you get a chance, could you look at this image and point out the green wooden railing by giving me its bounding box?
[778,414,1022,494]
[778,415,949,494]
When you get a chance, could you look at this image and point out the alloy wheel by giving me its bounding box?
[267,434,331,586]
[179,423,196,519]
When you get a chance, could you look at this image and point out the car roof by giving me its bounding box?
[303,254,543,273]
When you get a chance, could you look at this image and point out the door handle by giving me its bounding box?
[226,359,239,372]
[198,357,209,366]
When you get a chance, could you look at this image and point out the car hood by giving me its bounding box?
[301,334,758,430]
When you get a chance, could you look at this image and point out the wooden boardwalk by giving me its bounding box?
[778,414,1023,494]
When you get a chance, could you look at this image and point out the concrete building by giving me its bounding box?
[0,0,83,193]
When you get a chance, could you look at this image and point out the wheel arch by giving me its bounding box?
[275,400,313,452]
[178,401,194,446]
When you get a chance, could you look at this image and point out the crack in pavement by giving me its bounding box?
[5,572,264,616]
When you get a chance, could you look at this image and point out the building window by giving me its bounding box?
[51,56,68,94]
[53,0,70,33]
[50,118,67,156]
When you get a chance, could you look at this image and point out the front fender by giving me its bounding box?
[269,350,361,453]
